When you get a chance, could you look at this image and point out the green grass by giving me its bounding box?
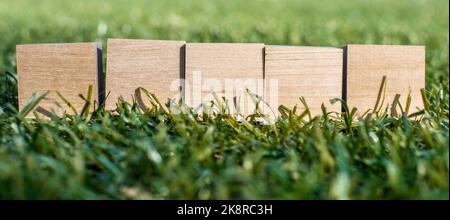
[0,0,448,199]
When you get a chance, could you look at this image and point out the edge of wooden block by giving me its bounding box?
[187,42,264,45]
[265,45,343,51]
[186,42,265,47]
[16,42,102,49]
[346,44,425,49]
[107,38,186,45]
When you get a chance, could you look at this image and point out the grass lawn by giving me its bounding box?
[0,0,448,199]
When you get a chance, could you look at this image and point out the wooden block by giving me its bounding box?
[345,44,425,115]
[105,39,185,110]
[16,43,102,117]
[185,43,264,115]
[265,46,343,117]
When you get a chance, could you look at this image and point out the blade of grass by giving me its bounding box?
[19,91,50,118]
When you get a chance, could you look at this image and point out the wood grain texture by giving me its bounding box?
[16,43,101,117]
[265,46,343,117]
[105,39,185,110]
[346,44,425,115]
[185,43,264,114]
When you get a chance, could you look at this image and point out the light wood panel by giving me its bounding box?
[345,44,425,115]
[185,43,264,115]
[105,39,185,110]
[16,43,101,117]
[265,46,343,117]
